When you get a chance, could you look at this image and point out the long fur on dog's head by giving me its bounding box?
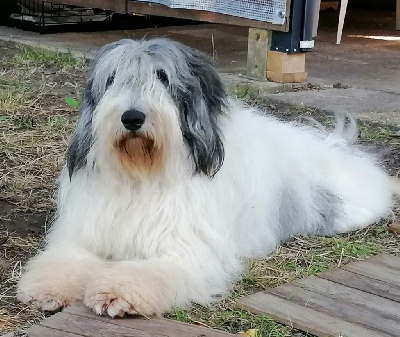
[67,38,227,181]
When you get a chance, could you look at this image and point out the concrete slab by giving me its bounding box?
[264,88,400,126]
[308,9,400,95]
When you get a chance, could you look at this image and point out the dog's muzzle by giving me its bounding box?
[121,109,146,132]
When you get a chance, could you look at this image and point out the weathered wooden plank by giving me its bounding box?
[292,277,400,319]
[342,259,399,285]
[318,268,400,302]
[269,282,400,336]
[64,305,233,336]
[389,222,400,234]
[39,312,167,337]
[26,324,82,337]
[246,28,272,79]
[236,292,385,337]
[397,0,400,30]
[366,254,400,271]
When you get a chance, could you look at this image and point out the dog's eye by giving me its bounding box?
[156,69,169,86]
[106,73,115,90]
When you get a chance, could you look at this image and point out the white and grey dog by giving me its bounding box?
[18,38,396,317]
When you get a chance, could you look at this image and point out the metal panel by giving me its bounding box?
[43,0,292,31]
[127,1,289,31]
[270,0,316,53]
[135,0,287,25]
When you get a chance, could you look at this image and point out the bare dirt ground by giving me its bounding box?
[1,40,400,336]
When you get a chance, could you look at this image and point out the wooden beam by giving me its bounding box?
[320,2,339,11]
[397,0,400,30]
[336,0,349,44]
[266,51,307,83]
[246,28,272,79]
[312,0,322,37]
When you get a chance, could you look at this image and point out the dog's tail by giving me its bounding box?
[298,111,358,144]
[331,113,400,197]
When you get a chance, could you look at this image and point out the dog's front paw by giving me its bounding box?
[17,290,69,312]
[84,270,164,318]
[17,253,92,311]
[84,291,142,317]
[17,269,83,311]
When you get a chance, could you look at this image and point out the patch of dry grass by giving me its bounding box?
[0,234,44,333]
[0,72,46,114]
[247,222,400,288]
[12,45,87,70]
[0,114,75,212]
[0,43,83,213]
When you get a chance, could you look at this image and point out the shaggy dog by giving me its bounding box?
[17,38,396,317]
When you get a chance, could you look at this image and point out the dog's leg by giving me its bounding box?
[17,247,105,311]
[83,257,205,317]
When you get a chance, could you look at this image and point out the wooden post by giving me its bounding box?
[312,0,321,37]
[246,28,272,79]
[336,0,349,44]
[247,28,308,83]
[266,51,307,83]
[397,0,400,30]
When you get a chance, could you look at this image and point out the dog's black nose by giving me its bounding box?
[121,109,146,131]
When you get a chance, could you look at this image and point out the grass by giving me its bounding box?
[1,113,75,211]
[0,71,46,114]
[1,42,400,336]
[0,44,81,212]
[170,307,292,336]
[12,45,87,70]
[252,100,397,144]
[0,234,44,333]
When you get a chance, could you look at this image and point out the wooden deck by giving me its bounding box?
[236,254,400,337]
[5,254,400,336]
[5,305,234,337]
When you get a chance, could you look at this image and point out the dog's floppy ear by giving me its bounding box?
[66,80,95,179]
[177,47,227,178]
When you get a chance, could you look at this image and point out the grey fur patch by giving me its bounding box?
[146,39,227,177]
[277,187,342,241]
[313,189,342,236]
[67,81,95,179]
